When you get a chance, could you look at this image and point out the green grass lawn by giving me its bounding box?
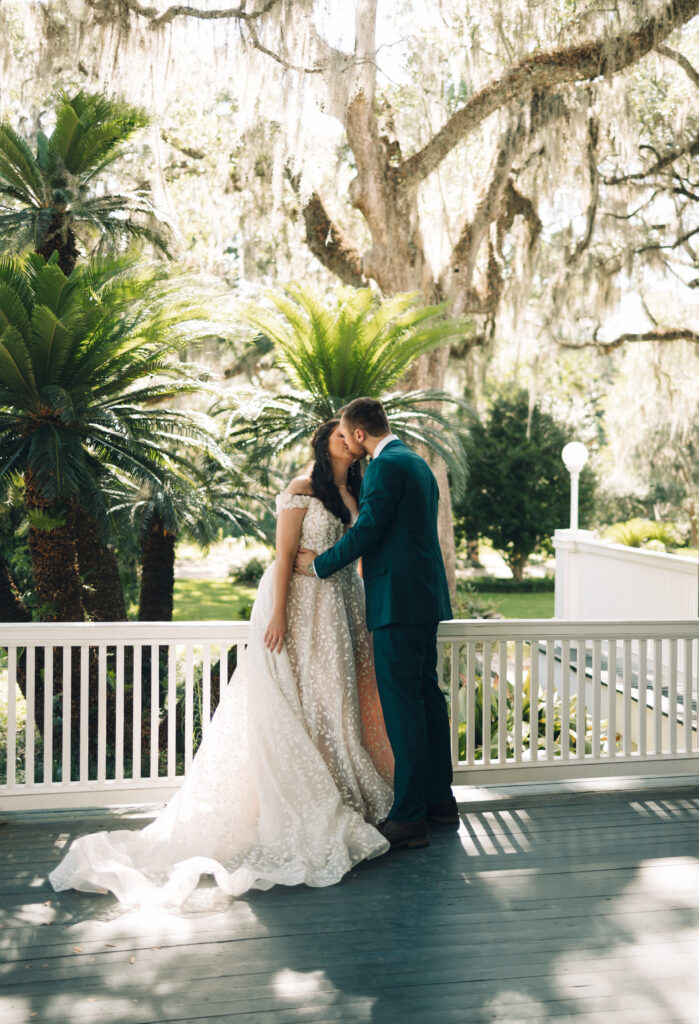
[173,579,258,620]
[173,579,555,620]
[475,590,555,619]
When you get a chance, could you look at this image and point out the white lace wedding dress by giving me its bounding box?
[49,494,394,907]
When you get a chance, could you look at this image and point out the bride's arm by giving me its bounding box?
[264,485,309,653]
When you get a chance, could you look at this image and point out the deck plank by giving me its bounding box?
[2,784,699,1023]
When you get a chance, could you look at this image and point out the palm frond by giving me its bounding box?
[0,124,44,205]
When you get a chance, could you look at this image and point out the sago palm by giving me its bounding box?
[112,453,268,621]
[0,91,170,275]
[0,251,219,623]
[229,284,472,491]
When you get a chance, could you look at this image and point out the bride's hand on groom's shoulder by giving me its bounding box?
[264,610,288,654]
[294,548,317,576]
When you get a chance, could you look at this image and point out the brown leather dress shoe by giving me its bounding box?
[426,796,460,824]
[377,818,429,850]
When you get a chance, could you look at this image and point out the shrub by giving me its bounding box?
[603,518,683,550]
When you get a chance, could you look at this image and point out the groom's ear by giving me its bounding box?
[355,428,366,443]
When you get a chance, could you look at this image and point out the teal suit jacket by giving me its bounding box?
[313,439,453,631]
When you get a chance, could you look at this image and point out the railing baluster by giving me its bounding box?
[466,640,476,765]
[168,643,177,779]
[606,641,617,758]
[97,645,107,783]
[684,638,693,754]
[449,641,459,766]
[185,643,194,771]
[654,639,663,756]
[592,639,601,758]
[545,640,555,762]
[623,639,632,758]
[560,639,570,760]
[115,644,124,783]
[498,641,507,763]
[26,646,35,786]
[638,639,648,757]
[529,640,539,761]
[514,640,523,763]
[80,646,88,783]
[7,647,16,787]
[482,641,491,765]
[669,638,678,755]
[150,645,159,779]
[43,645,53,784]
[62,645,71,785]
[576,639,586,760]
[202,642,212,735]
[132,643,142,781]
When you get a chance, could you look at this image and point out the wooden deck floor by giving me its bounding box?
[3,782,699,1024]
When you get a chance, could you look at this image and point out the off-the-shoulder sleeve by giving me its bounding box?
[275,493,312,514]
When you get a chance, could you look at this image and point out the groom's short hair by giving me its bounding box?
[340,397,390,437]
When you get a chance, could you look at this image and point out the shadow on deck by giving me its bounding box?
[2,781,699,1023]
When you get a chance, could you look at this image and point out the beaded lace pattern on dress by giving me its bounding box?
[49,493,394,907]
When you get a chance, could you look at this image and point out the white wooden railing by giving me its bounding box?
[1,619,698,810]
[554,529,699,620]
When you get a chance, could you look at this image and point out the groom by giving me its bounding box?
[295,397,458,849]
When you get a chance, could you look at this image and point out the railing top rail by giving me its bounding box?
[1,618,698,645]
[0,620,251,644]
[438,619,699,641]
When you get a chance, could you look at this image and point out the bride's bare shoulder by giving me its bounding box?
[285,476,314,496]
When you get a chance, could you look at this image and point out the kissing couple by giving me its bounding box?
[50,397,458,907]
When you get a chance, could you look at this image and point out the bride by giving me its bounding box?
[49,420,394,907]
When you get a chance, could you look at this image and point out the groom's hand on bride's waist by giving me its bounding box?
[294,548,318,576]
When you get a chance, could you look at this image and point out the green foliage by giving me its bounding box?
[445,664,618,762]
[0,91,169,262]
[0,252,222,532]
[454,390,596,578]
[603,517,683,551]
[229,284,473,492]
[452,581,499,619]
[465,576,555,593]
[228,554,269,584]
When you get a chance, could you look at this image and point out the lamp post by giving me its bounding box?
[561,442,588,531]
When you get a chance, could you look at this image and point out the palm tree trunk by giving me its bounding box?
[25,475,84,753]
[69,505,127,622]
[138,513,176,621]
[0,558,30,624]
[25,477,84,623]
[35,212,79,276]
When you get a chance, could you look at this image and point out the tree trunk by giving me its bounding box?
[138,514,177,621]
[35,211,79,276]
[466,539,483,568]
[0,558,31,624]
[686,499,698,550]
[509,554,527,583]
[70,505,127,622]
[24,475,84,752]
[25,478,84,623]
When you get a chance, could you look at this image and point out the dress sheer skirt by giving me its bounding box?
[49,494,394,907]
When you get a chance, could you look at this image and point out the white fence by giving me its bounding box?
[1,619,699,810]
[554,529,699,620]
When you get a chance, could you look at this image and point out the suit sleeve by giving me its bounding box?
[313,460,400,579]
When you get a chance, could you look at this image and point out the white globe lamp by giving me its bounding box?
[561,442,588,531]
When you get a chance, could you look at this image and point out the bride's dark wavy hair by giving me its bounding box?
[310,419,362,524]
